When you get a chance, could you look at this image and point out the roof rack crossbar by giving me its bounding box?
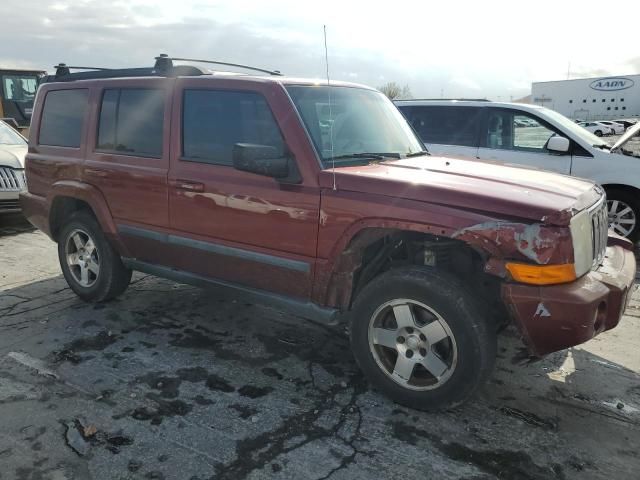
[171,57,282,76]
[53,63,110,78]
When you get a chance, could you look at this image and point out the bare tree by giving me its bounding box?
[377,82,413,100]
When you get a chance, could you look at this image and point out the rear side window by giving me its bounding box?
[182,90,284,166]
[97,88,164,157]
[39,89,88,147]
[400,106,481,147]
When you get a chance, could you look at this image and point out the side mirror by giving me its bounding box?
[232,143,301,184]
[546,136,570,154]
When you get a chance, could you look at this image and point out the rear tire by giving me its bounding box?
[606,188,640,241]
[349,266,496,411]
[57,211,131,302]
[594,130,603,137]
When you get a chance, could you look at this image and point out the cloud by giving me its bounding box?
[3,0,637,99]
[449,77,481,91]
[627,57,640,73]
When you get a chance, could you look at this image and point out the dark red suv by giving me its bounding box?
[21,56,636,410]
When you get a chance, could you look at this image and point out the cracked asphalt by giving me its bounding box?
[1,213,640,480]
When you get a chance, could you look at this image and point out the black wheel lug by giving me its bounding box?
[419,348,427,356]
[406,350,413,358]
[406,327,414,334]
[419,333,426,341]
[397,336,405,344]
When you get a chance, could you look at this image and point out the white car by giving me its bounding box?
[577,121,613,137]
[0,120,27,213]
[597,121,626,135]
[396,99,640,239]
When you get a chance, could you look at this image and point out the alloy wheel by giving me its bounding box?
[65,228,100,287]
[368,299,457,391]
[607,199,636,238]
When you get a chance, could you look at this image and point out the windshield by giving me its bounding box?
[0,121,26,145]
[538,107,609,146]
[286,85,424,167]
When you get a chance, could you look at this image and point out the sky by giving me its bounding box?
[1,0,639,99]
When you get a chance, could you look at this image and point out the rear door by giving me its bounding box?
[399,105,481,159]
[166,78,321,299]
[476,108,572,174]
[84,78,173,264]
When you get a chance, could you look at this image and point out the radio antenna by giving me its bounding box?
[324,25,336,190]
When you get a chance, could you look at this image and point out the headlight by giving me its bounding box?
[570,207,593,278]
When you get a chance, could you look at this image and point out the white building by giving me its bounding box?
[531,75,640,121]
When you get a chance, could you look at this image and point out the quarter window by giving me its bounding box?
[182,90,285,166]
[39,89,88,147]
[97,88,164,157]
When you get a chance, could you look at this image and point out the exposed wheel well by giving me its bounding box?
[602,184,640,198]
[328,228,506,323]
[49,196,95,242]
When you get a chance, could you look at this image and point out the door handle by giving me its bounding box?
[170,179,205,192]
[85,168,108,177]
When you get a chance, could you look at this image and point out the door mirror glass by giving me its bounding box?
[232,143,300,183]
[546,135,570,153]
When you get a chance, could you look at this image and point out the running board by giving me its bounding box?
[122,258,340,325]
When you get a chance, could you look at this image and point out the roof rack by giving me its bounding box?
[42,54,282,83]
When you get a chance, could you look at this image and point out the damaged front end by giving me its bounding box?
[455,196,636,357]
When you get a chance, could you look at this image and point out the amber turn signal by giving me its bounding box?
[505,262,577,286]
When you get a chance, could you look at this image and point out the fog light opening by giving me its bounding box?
[594,301,607,332]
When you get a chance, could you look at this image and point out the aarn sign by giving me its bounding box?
[589,77,634,91]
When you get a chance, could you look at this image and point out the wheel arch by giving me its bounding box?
[315,224,501,315]
[47,181,129,255]
[601,183,640,197]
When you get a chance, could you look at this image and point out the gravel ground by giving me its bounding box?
[1,215,639,480]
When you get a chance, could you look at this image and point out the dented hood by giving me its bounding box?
[323,156,601,226]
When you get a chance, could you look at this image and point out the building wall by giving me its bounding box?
[531,75,640,120]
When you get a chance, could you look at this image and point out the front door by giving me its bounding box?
[476,109,572,174]
[167,79,320,299]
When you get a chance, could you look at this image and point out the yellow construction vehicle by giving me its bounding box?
[0,68,46,137]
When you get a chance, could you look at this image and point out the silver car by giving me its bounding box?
[0,120,27,213]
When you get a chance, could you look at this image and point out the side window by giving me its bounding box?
[182,90,285,166]
[97,88,164,157]
[39,89,88,147]
[486,110,558,152]
[512,114,557,151]
[406,106,480,147]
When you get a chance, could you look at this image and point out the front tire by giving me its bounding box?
[350,267,496,411]
[594,130,603,137]
[606,188,640,241]
[58,211,132,302]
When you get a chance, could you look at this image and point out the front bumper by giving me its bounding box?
[0,190,22,213]
[502,239,636,357]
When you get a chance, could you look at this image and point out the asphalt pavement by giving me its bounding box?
[1,214,639,480]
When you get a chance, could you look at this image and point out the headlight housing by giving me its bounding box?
[570,207,593,278]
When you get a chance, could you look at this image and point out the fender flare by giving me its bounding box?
[313,218,457,308]
[46,181,130,256]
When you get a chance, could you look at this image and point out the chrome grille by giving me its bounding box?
[0,167,26,191]
[589,197,608,269]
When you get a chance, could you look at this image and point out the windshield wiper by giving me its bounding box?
[406,150,430,157]
[592,144,611,150]
[326,152,402,161]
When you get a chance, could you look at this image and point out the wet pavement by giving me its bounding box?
[1,214,639,480]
